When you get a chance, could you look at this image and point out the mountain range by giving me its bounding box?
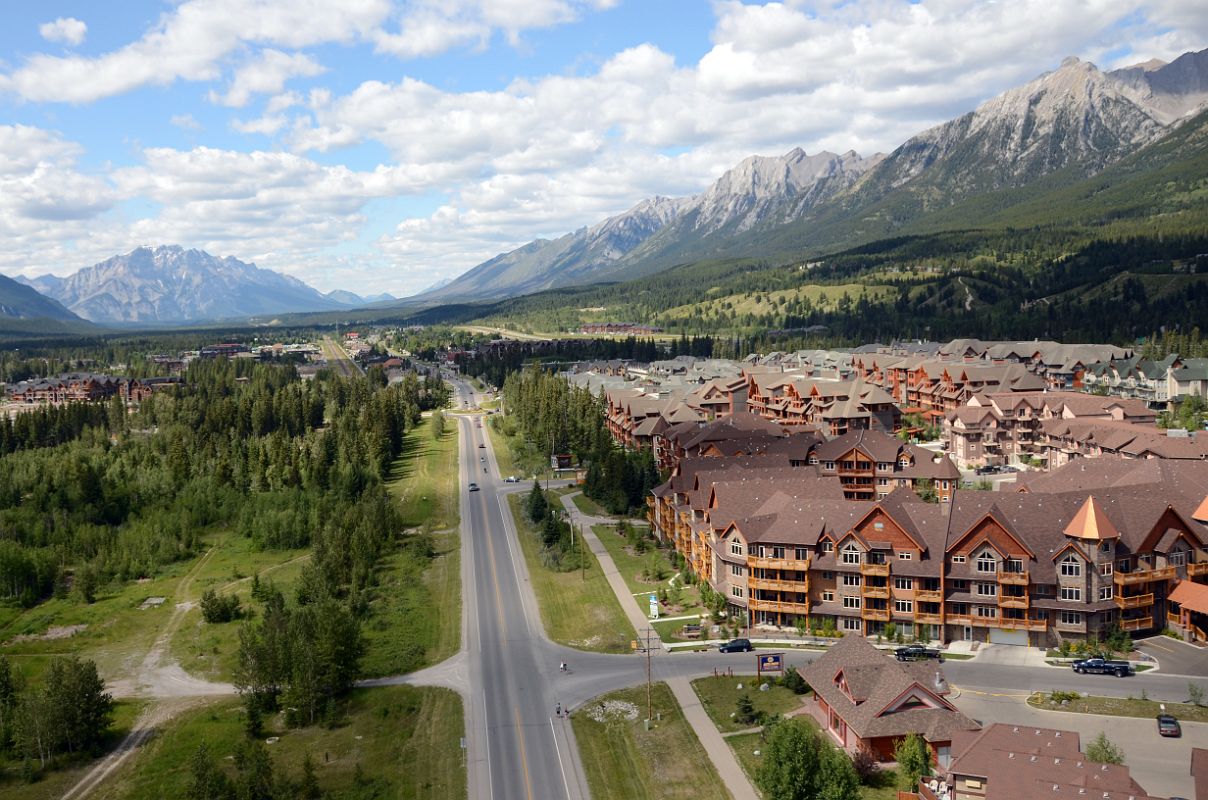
[10,246,393,325]
[424,47,1208,302]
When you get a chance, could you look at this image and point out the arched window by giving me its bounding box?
[1059,553,1081,577]
[841,542,861,565]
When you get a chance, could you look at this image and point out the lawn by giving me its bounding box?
[690,675,807,733]
[572,683,729,800]
[591,524,706,618]
[1027,692,1208,723]
[572,492,610,518]
[387,417,460,532]
[0,699,146,799]
[90,686,464,800]
[726,730,901,800]
[507,494,635,653]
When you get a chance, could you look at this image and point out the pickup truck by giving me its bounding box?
[1071,657,1134,677]
[895,645,942,662]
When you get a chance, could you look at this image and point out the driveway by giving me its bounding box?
[965,643,1048,668]
[951,691,1205,799]
[1136,636,1208,679]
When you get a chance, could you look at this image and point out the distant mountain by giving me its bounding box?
[32,246,354,324]
[426,47,1208,301]
[0,273,83,323]
[323,289,397,307]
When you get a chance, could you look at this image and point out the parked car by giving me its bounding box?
[1071,657,1134,677]
[505,476,518,483]
[468,482,479,492]
[719,638,753,653]
[1157,714,1182,737]
[895,645,942,662]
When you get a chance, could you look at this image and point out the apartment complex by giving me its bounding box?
[651,451,1208,646]
[4,373,165,405]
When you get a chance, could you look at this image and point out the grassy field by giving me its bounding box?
[572,492,610,518]
[0,699,146,798]
[89,687,465,800]
[388,418,460,532]
[1027,692,1208,722]
[572,684,729,800]
[727,727,900,800]
[659,283,896,323]
[691,676,807,733]
[592,524,704,613]
[507,495,635,653]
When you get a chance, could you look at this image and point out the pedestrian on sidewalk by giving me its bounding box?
[555,702,562,718]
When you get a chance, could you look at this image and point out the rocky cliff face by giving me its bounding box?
[39,245,344,323]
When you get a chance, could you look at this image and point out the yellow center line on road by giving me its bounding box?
[951,685,1033,698]
[515,705,536,800]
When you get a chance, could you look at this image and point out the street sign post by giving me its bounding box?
[648,593,659,620]
[757,653,783,677]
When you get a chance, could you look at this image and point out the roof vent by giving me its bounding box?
[1031,755,1038,762]
[1055,758,1061,765]
[1012,726,1020,733]
[1009,752,1015,759]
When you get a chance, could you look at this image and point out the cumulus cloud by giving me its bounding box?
[170,114,203,131]
[208,49,326,107]
[39,17,87,46]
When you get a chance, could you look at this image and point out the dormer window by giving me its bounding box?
[730,541,743,556]
[1059,554,1081,577]
[976,553,997,573]
[841,543,861,565]
[822,540,834,553]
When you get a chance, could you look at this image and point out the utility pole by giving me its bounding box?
[645,628,653,723]
[581,521,586,581]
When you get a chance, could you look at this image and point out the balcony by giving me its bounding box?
[914,588,943,603]
[996,617,1047,631]
[998,595,1029,609]
[946,614,973,627]
[1120,616,1152,632]
[748,598,810,615]
[860,562,890,577]
[997,570,1029,586]
[1187,562,1208,578]
[913,612,944,625]
[748,577,808,593]
[861,607,891,622]
[1114,593,1155,610]
[748,555,810,571]
[1114,566,1177,586]
[861,585,890,599]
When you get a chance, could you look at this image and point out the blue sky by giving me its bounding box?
[0,1,1204,296]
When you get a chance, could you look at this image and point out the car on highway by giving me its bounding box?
[1071,657,1134,677]
[1157,714,1182,737]
[468,482,479,492]
[718,638,753,653]
[478,443,485,448]
[895,645,942,661]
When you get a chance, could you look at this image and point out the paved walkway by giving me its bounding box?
[559,493,665,648]
[667,676,760,800]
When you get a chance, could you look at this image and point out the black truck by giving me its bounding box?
[1071,657,1134,677]
[895,645,942,662]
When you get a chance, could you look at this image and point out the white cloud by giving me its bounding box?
[208,49,326,107]
[39,17,87,46]
[170,113,203,131]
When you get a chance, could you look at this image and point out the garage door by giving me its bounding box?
[989,628,1030,646]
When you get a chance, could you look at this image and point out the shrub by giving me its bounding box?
[852,746,881,784]
[199,589,242,623]
[780,668,809,695]
[1086,732,1124,765]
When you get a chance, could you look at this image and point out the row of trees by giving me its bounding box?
[0,655,113,772]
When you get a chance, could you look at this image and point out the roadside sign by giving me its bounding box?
[648,593,659,620]
[757,653,783,676]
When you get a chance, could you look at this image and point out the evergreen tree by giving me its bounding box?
[187,741,234,800]
[1086,732,1125,765]
[526,481,548,523]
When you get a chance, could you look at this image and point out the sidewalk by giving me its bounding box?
[666,676,760,800]
[559,492,664,648]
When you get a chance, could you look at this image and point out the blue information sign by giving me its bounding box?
[758,653,783,674]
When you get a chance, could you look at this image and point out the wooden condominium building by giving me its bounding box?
[5,373,166,405]
[651,454,1208,646]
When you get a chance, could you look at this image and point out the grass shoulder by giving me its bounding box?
[387,418,460,532]
[1027,691,1208,722]
[591,523,706,620]
[690,675,806,733]
[572,683,729,800]
[506,494,634,653]
[90,686,463,800]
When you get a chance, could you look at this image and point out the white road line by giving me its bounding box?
[483,689,495,796]
[550,716,573,800]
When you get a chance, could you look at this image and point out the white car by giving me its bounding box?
[505,476,518,483]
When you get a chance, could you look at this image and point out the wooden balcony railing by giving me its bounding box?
[996,617,1047,631]
[861,607,891,622]
[1114,593,1155,610]
[913,612,944,625]
[997,570,1029,585]
[748,598,810,614]
[1187,562,1208,578]
[748,577,808,593]
[1114,566,1177,586]
[1120,617,1152,632]
[946,614,973,626]
[862,586,890,599]
[748,555,810,571]
[914,588,943,602]
[860,562,890,577]
[998,596,1029,609]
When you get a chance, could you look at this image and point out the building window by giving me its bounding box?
[894,599,913,613]
[976,554,997,573]
[1059,610,1081,626]
[842,618,862,631]
[976,583,997,597]
[1116,559,1129,573]
[841,544,861,565]
[842,574,862,587]
[1099,586,1113,601]
[1100,562,1113,576]
[878,478,889,486]
[731,586,745,599]
[1059,554,1081,577]
[898,552,912,560]
[952,555,966,564]
[1060,587,1081,601]
[730,564,743,577]
[822,591,835,602]
[976,605,997,619]
[730,541,743,556]
[894,577,914,590]
[795,548,808,561]
[822,541,834,553]
[842,596,862,609]
[950,579,968,591]
[822,571,835,580]
[824,461,835,470]
[1005,559,1024,573]
[1170,551,1187,567]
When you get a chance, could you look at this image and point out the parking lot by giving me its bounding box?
[1136,636,1208,679]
